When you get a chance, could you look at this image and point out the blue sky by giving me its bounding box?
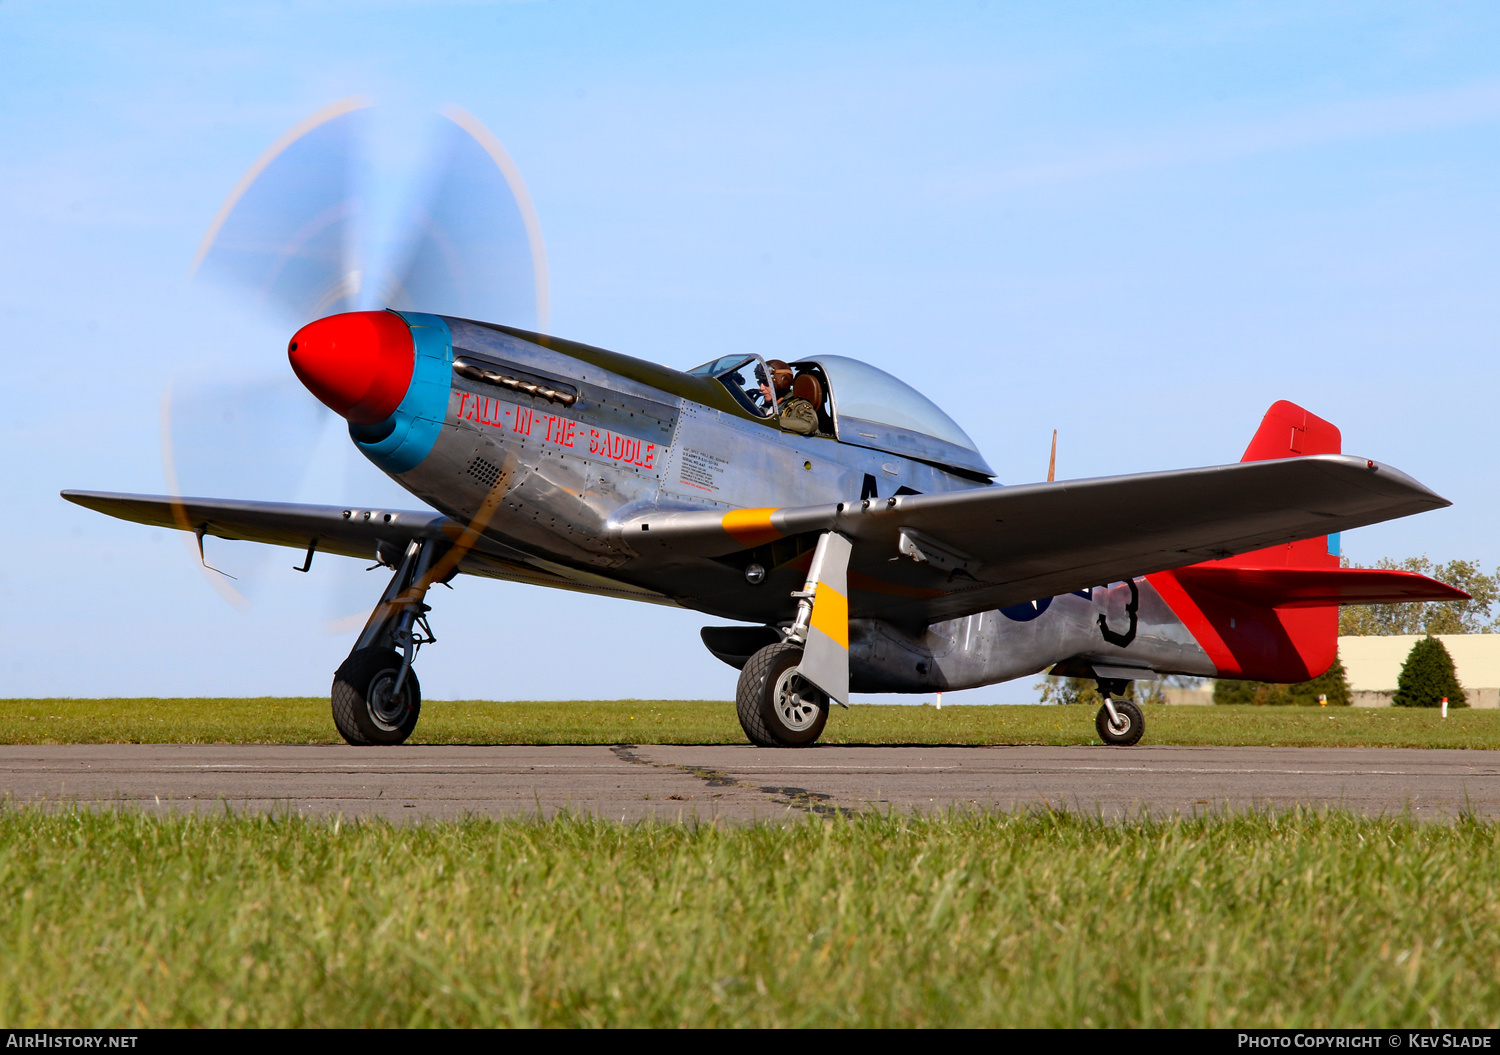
[3,1,1498,702]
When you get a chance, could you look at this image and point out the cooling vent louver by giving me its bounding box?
[467,456,501,489]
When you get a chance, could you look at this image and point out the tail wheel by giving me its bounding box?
[1095,698,1144,746]
[736,641,829,747]
[332,647,422,746]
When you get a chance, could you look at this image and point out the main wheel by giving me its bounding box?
[1095,698,1144,746]
[736,642,829,747]
[332,648,422,745]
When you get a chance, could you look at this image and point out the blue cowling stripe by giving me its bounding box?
[351,311,451,475]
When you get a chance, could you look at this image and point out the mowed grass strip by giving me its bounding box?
[1,808,1497,1027]
[3,698,1500,748]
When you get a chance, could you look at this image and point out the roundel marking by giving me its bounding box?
[1000,596,1053,622]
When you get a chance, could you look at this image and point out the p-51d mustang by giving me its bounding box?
[64,103,1466,748]
[66,311,1465,746]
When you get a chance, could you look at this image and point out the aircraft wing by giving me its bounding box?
[62,490,452,562]
[60,490,675,604]
[618,454,1452,624]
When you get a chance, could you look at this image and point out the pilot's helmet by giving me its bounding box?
[765,359,794,393]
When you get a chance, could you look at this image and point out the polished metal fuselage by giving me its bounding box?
[378,319,1214,693]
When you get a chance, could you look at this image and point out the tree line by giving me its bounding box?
[1339,557,1500,636]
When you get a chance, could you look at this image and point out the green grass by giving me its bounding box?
[2,698,1499,748]
[2,808,1497,1027]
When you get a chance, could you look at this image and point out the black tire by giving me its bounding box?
[1095,698,1144,746]
[735,642,829,747]
[331,648,421,746]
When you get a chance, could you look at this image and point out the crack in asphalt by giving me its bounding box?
[608,745,845,816]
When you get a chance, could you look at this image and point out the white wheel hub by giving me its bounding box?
[773,666,826,732]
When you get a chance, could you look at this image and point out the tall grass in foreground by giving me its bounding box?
[1,809,1498,1027]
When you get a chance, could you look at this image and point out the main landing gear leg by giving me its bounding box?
[736,531,852,748]
[332,539,445,746]
[1094,677,1144,747]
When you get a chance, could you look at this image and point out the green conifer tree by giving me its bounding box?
[1212,653,1352,705]
[1392,636,1467,708]
[1290,653,1352,706]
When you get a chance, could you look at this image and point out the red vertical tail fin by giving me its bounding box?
[1148,401,1343,682]
[1230,400,1342,571]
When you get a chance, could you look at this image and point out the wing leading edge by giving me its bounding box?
[62,490,451,561]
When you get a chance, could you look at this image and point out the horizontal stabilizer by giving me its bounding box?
[1171,566,1470,609]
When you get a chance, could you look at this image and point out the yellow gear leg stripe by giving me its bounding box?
[722,507,782,548]
[809,584,849,650]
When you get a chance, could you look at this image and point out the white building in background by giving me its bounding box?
[1339,634,1500,708]
[1159,634,1500,706]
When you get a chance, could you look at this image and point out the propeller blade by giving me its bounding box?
[163,375,328,502]
[174,100,550,611]
[192,96,371,326]
[161,376,329,604]
[384,105,548,330]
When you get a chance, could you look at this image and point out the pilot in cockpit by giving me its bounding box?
[754,361,778,412]
[766,359,820,436]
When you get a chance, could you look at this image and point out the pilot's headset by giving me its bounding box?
[766,359,794,394]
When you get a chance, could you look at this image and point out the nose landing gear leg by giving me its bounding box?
[332,538,446,745]
[1094,677,1144,747]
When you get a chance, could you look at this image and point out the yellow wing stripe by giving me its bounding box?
[722,507,782,548]
[809,584,849,650]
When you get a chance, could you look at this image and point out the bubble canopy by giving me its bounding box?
[798,354,993,477]
[688,352,993,477]
[806,355,974,448]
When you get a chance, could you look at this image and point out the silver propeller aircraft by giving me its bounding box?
[65,101,1467,747]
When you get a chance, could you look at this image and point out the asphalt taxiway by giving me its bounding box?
[1,744,1497,821]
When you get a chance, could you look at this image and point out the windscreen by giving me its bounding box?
[687,354,776,418]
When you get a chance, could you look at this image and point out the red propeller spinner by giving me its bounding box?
[288,310,415,424]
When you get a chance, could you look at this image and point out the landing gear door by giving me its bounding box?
[797,531,852,706]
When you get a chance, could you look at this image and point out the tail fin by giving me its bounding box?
[1150,401,1466,680]
[1230,400,1343,570]
[1148,401,1345,681]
